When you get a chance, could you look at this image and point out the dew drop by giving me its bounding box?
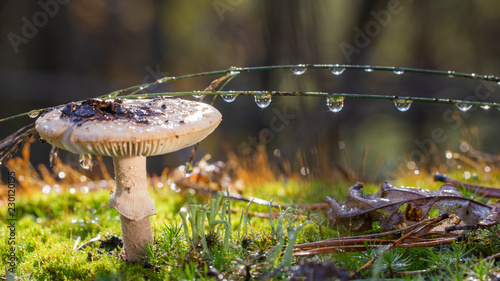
[445,150,453,159]
[79,154,93,170]
[456,103,473,112]
[184,163,193,178]
[330,67,345,75]
[459,142,470,153]
[394,98,412,112]
[229,70,240,76]
[407,161,417,170]
[221,93,238,103]
[393,69,405,75]
[338,141,346,150]
[364,68,374,72]
[480,105,491,110]
[326,96,344,112]
[447,71,455,78]
[28,110,41,118]
[192,91,204,99]
[292,65,307,75]
[255,94,272,108]
[300,167,310,176]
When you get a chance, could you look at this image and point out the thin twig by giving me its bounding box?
[434,172,500,198]
[484,252,500,261]
[295,215,439,250]
[74,234,102,251]
[350,213,449,278]
[293,236,459,257]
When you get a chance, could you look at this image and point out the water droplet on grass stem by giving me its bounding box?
[456,103,473,112]
[28,110,41,118]
[330,67,345,75]
[229,70,240,76]
[326,96,344,112]
[255,94,272,108]
[221,93,238,103]
[292,65,307,75]
[393,69,405,75]
[394,98,412,112]
[79,154,93,170]
[192,91,204,99]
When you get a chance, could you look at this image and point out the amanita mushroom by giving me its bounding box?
[35,97,222,261]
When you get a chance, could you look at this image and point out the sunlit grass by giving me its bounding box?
[1,141,500,280]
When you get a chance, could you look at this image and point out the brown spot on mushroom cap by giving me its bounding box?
[35,98,222,158]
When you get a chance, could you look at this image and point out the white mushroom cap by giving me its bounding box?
[35,98,222,157]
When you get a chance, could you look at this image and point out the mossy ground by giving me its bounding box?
[1,155,500,280]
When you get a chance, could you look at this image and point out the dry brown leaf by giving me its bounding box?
[325,182,492,232]
[478,200,500,229]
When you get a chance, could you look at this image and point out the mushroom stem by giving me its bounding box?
[109,156,157,261]
[120,214,153,262]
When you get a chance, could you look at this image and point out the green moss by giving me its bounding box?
[1,177,499,280]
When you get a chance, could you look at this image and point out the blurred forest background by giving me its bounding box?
[2,0,500,182]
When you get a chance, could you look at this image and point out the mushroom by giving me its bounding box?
[35,97,222,261]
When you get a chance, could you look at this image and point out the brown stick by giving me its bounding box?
[295,214,448,250]
[293,236,459,257]
[484,252,500,261]
[434,172,500,198]
[350,213,449,278]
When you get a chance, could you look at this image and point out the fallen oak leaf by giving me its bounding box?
[477,200,500,229]
[325,182,491,232]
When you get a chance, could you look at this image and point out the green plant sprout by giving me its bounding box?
[179,204,210,257]
[206,191,231,253]
[237,198,256,240]
[266,204,310,268]
[179,191,233,259]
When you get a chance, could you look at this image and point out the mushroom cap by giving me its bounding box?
[36,98,222,157]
